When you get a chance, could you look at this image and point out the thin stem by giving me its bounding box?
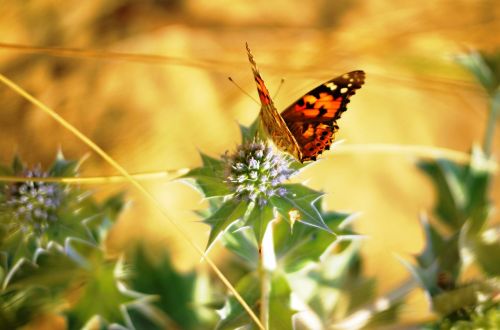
[484,89,500,157]
[0,169,188,184]
[258,222,276,330]
[258,246,269,329]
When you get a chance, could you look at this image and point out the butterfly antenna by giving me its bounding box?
[272,78,285,100]
[228,77,259,105]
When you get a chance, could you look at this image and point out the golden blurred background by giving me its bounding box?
[0,0,499,326]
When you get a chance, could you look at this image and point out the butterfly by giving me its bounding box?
[246,43,365,162]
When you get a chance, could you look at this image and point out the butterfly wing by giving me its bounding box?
[246,44,302,160]
[280,71,365,162]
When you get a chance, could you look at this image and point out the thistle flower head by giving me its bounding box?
[3,166,63,234]
[223,139,295,205]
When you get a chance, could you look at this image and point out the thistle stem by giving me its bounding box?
[259,222,275,330]
[484,89,500,157]
[258,248,269,329]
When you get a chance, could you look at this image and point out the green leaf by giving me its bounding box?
[418,151,491,231]
[126,245,216,330]
[204,200,249,251]
[82,193,125,245]
[270,184,331,234]
[64,243,138,329]
[432,281,500,316]
[298,242,377,325]
[457,50,500,95]
[0,230,38,271]
[216,271,295,330]
[200,153,225,171]
[268,273,295,330]
[419,159,468,230]
[49,151,78,177]
[398,257,440,297]
[216,272,260,330]
[406,233,462,296]
[416,213,445,268]
[240,120,259,143]
[222,227,259,267]
[181,154,230,198]
[273,215,343,273]
[4,243,82,291]
[11,155,24,174]
[248,204,275,244]
[0,287,53,329]
[460,224,500,276]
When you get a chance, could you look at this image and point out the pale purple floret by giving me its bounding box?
[223,139,295,205]
[3,166,63,233]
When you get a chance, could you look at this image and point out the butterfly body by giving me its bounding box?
[246,44,365,162]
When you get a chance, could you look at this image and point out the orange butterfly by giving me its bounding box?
[246,44,365,162]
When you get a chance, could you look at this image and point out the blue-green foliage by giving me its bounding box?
[406,50,500,328]
[0,154,142,329]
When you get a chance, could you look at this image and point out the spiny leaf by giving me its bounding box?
[457,50,500,95]
[239,120,259,143]
[216,272,260,330]
[248,204,275,244]
[270,184,331,234]
[204,200,249,251]
[398,257,441,297]
[0,230,38,272]
[11,155,23,175]
[126,245,217,330]
[49,153,78,177]
[273,206,351,273]
[299,243,377,325]
[268,273,295,330]
[418,151,491,231]
[64,254,138,329]
[416,213,446,268]
[181,153,230,198]
[4,243,83,291]
[222,227,259,267]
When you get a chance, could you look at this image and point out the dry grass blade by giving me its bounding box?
[0,169,189,184]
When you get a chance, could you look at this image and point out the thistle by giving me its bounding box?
[222,139,295,206]
[183,123,332,250]
[3,166,63,234]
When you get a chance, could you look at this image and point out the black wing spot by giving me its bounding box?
[317,107,327,118]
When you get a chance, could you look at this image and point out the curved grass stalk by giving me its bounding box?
[0,169,189,184]
[0,73,264,330]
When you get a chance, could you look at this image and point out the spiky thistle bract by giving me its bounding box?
[183,121,333,251]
